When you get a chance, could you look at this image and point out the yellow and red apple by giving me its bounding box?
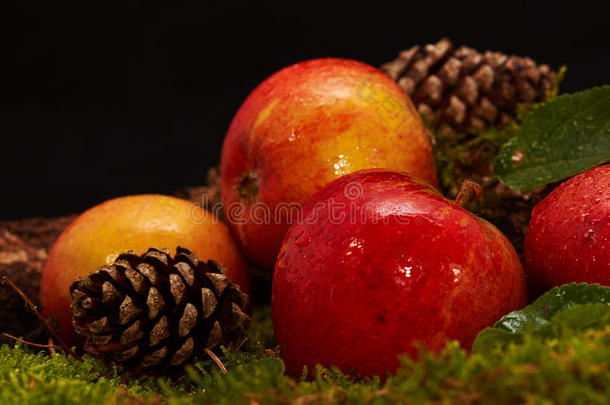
[40,194,250,342]
[221,58,437,270]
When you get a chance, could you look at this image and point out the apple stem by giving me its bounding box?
[1,276,83,361]
[454,179,483,207]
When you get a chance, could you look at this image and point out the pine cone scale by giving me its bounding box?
[150,315,169,346]
[146,287,164,319]
[201,288,218,318]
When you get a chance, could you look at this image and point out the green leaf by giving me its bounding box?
[495,283,610,332]
[473,283,610,354]
[474,304,610,354]
[494,85,610,190]
[538,303,610,337]
[472,328,524,353]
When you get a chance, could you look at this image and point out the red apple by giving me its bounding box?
[40,194,250,343]
[272,169,527,378]
[524,165,610,293]
[220,58,437,270]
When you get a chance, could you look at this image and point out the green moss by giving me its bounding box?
[244,305,275,351]
[0,344,160,405]
[2,301,610,404]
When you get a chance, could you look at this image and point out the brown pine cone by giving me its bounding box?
[381,38,557,137]
[70,247,249,372]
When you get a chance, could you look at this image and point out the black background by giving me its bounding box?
[1,1,607,220]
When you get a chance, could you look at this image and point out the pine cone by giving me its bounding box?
[70,247,250,372]
[381,38,556,137]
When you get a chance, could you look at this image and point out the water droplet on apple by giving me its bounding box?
[398,265,412,277]
[344,237,364,257]
[449,263,462,283]
[332,155,351,176]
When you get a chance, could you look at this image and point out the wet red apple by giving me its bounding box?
[220,58,437,270]
[40,194,250,343]
[272,169,527,378]
[524,165,610,293]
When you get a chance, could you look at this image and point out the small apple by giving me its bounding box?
[40,194,250,342]
[272,169,527,378]
[221,58,437,270]
[524,165,610,293]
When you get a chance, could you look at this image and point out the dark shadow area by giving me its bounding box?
[1,1,607,219]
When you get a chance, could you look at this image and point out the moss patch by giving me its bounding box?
[2,305,610,404]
